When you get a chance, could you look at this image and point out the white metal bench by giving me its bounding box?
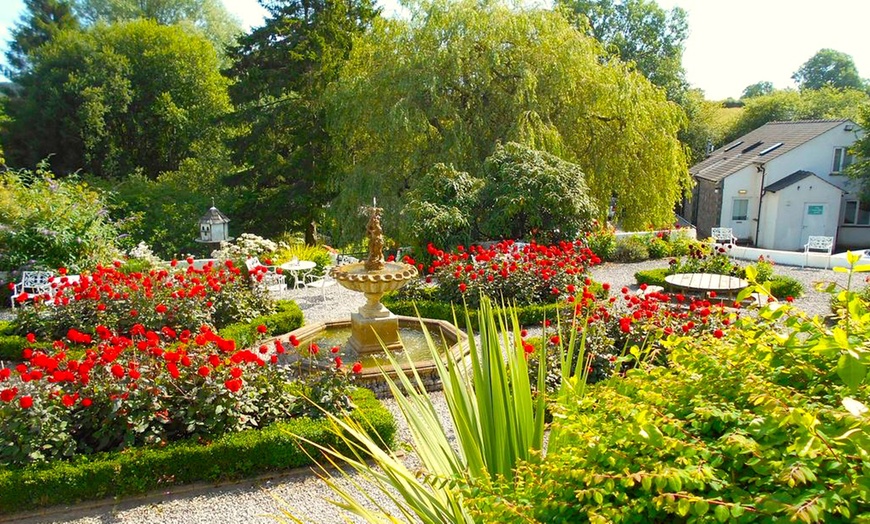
[803,236,834,269]
[10,271,54,308]
[244,257,286,293]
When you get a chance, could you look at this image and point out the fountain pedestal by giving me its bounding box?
[348,313,402,353]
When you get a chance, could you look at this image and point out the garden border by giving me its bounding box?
[0,388,395,515]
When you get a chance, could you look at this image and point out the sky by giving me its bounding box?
[0,0,868,100]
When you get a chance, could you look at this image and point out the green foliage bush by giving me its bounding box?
[218,300,304,348]
[0,168,121,272]
[647,236,671,259]
[612,235,649,262]
[0,388,394,514]
[468,289,870,522]
[768,275,804,299]
[583,226,616,261]
[634,268,669,287]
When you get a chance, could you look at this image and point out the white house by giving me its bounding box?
[685,119,865,251]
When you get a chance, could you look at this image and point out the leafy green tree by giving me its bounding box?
[847,103,870,198]
[741,81,773,99]
[722,87,868,144]
[401,163,483,253]
[793,48,865,91]
[2,19,232,179]
[223,0,379,244]
[479,142,597,243]
[73,0,241,51]
[3,0,80,77]
[556,0,688,94]
[327,0,690,243]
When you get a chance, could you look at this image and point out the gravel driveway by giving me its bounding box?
[3,259,864,524]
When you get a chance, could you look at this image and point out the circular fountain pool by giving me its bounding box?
[276,316,468,397]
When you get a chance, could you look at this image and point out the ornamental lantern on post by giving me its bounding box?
[196,201,232,245]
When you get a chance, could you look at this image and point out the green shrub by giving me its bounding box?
[0,321,14,336]
[612,236,649,262]
[0,388,394,514]
[666,232,692,256]
[0,335,27,360]
[0,167,121,272]
[768,275,804,299]
[584,226,616,261]
[634,268,669,287]
[218,300,304,348]
[647,236,670,259]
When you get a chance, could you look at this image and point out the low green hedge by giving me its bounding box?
[219,299,304,348]
[634,268,669,288]
[0,388,394,514]
[382,295,561,329]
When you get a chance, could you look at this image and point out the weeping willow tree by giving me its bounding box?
[325,0,691,244]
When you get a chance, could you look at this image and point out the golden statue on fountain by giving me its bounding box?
[330,203,418,354]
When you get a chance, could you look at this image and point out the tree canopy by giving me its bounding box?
[2,19,232,179]
[223,0,379,243]
[555,0,688,95]
[741,81,773,99]
[4,0,80,78]
[722,87,869,144]
[792,48,865,91]
[326,0,690,243]
[72,0,242,51]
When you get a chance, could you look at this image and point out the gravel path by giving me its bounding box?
[3,260,863,523]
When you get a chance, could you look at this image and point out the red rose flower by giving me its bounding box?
[197,366,210,377]
[230,367,243,378]
[352,361,363,374]
[224,378,242,392]
[111,364,125,379]
[256,324,267,334]
[19,395,33,409]
[334,356,343,369]
[155,304,167,314]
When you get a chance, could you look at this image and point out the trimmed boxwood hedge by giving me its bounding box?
[0,387,394,514]
[218,299,304,348]
[381,295,562,329]
[634,268,669,288]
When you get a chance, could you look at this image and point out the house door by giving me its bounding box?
[800,203,827,246]
[731,198,750,239]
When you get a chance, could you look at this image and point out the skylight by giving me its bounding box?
[758,142,784,156]
[741,141,763,154]
[723,140,744,152]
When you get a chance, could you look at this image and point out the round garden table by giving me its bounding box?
[280,260,317,289]
[664,272,749,297]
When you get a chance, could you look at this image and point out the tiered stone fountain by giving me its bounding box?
[280,205,467,396]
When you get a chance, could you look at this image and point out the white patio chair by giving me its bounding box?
[711,227,737,245]
[803,236,834,269]
[305,271,337,301]
[244,257,286,293]
[10,271,54,308]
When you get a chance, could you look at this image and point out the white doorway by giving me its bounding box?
[731,198,750,240]
[800,203,827,246]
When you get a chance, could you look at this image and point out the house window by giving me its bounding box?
[732,199,749,221]
[843,200,870,225]
[833,147,854,173]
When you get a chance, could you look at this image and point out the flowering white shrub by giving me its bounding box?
[211,233,286,261]
[127,242,163,265]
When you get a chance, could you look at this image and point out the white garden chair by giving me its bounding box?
[10,271,54,308]
[305,271,337,301]
[711,227,737,245]
[803,236,834,269]
[244,257,286,293]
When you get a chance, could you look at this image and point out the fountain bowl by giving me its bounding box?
[279,316,468,397]
[330,261,418,294]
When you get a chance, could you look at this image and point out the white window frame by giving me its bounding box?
[731,198,749,221]
[843,199,870,226]
[833,147,854,174]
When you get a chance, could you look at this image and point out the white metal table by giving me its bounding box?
[280,260,317,289]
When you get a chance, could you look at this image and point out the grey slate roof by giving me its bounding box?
[199,206,230,224]
[691,120,850,182]
[764,170,842,193]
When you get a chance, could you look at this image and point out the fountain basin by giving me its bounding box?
[279,316,467,397]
